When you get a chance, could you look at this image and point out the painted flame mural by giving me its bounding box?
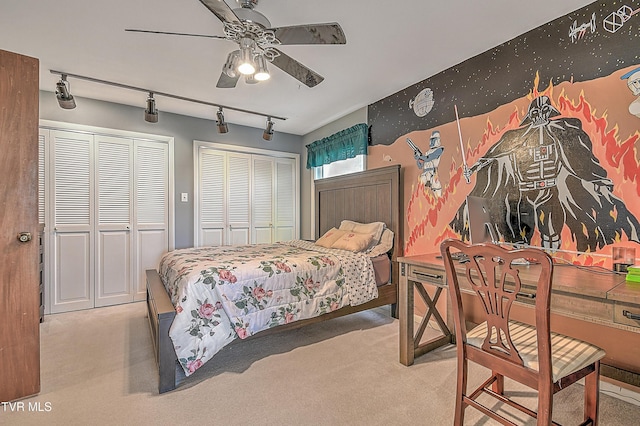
[371,72,640,266]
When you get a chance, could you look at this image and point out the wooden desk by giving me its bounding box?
[398,255,453,366]
[398,253,640,385]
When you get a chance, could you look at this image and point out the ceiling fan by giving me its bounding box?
[126,0,346,88]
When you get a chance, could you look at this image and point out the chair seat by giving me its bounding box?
[467,320,606,382]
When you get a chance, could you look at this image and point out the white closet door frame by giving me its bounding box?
[193,140,300,247]
[40,120,175,313]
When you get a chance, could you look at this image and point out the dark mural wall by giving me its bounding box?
[367,0,640,265]
[368,0,640,145]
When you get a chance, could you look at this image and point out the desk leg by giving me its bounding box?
[399,271,414,366]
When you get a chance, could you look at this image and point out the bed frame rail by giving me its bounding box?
[146,269,178,393]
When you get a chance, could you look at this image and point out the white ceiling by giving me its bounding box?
[1,0,593,136]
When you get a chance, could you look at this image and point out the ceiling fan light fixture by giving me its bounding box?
[144,92,158,123]
[55,75,76,109]
[222,50,240,78]
[216,107,228,133]
[238,38,256,75]
[254,55,270,81]
[263,117,274,141]
[245,73,259,84]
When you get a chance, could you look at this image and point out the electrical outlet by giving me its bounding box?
[181,193,188,202]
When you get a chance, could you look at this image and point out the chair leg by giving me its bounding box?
[492,371,504,395]
[584,361,600,426]
[454,356,468,426]
[537,384,553,426]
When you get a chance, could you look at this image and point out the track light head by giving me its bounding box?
[55,76,76,109]
[144,93,158,123]
[216,107,228,134]
[263,117,274,141]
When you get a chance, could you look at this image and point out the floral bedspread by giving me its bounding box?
[158,240,378,376]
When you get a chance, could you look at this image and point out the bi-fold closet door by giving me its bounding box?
[44,129,170,313]
[197,146,298,247]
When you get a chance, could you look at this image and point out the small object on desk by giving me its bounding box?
[626,265,640,282]
[612,246,636,273]
[451,252,469,263]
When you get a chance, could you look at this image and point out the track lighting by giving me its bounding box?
[144,92,158,123]
[216,107,228,134]
[55,75,76,109]
[49,70,286,126]
[254,55,270,81]
[263,117,274,141]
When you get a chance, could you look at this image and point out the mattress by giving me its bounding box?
[158,240,379,376]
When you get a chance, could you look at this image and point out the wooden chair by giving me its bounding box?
[440,239,605,426]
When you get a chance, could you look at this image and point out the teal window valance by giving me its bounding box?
[305,123,368,169]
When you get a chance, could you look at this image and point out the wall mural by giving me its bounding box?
[368,0,640,266]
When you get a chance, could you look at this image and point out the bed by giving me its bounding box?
[146,165,402,393]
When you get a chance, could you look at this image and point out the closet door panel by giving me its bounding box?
[252,156,273,244]
[96,231,130,303]
[134,141,169,299]
[274,158,296,242]
[227,153,251,245]
[199,149,226,246]
[50,130,94,313]
[95,135,132,307]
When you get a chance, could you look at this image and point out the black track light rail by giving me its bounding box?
[50,70,287,121]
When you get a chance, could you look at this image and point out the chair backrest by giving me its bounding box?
[440,239,554,368]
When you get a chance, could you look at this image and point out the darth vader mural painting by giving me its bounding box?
[450,95,640,252]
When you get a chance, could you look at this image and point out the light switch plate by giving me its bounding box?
[181,192,188,202]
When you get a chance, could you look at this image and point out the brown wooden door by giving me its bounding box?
[0,49,40,401]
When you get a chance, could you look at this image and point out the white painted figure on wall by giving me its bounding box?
[407,131,444,197]
[621,66,640,118]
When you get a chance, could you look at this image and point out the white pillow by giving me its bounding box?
[367,228,394,257]
[339,220,386,250]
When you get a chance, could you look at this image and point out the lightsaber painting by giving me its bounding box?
[454,104,470,183]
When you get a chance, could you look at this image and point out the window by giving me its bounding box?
[313,154,365,180]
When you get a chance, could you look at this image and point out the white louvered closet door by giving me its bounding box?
[227,152,251,245]
[50,130,94,313]
[199,149,226,246]
[95,135,133,307]
[274,158,296,242]
[134,140,169,300]
[252,156,274,244]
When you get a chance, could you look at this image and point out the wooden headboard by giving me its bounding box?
[314,165,403,264]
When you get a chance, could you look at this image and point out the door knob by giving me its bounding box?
[17,232,32,243]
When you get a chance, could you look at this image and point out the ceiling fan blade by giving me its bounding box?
[216,72,240,88]
[198,0,241,24]
[270,49,324,87]
[270,23,346,45]
[125,28,227,39]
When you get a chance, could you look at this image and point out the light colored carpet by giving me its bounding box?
[4,302,640,425]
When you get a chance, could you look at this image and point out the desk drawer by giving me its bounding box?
[407,264,445,286]
[614,302,640,329]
